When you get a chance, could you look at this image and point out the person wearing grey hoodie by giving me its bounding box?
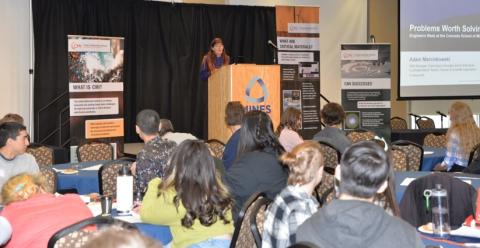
[296,141,424,248]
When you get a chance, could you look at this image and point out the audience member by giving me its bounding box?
[158,119,197,145]
[0,122,39,193]
[83,226,163,248]
[0,113,24,125]
[222,101,244,170]
[435,101,480,172]
[262,141,323,248]
[313,102,352,153]
[296,142,423,248]
[276,107,303,152]
[0,174,93,248]
[0,216,12,246]
[226,110,288,220]
[140,140,233,248]
[132,110,176,193]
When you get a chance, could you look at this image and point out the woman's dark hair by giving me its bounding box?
[237,110,284,158]
[203,38,230,73]
[276,107,302,135]
[158,140,232,228]
[321,102,346,126]
[158,119,174,137]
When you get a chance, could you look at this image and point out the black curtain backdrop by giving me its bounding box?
[32,0,276,144]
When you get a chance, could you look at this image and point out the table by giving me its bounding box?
[392,128,447,145]
[422,147,446,171]
[395,171,480,247]
[53,161,107,194]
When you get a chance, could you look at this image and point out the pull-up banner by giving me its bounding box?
[68,35,125,161]
[341,44,391,142]
[276,6,321,139]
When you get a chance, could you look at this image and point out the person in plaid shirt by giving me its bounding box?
[262,141,324,248]
[435,102,480,172]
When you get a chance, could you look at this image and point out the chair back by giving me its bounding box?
[416,116,435,129]
[206,139,226,159]
[98,158,136,196]
[250,197,272,248]
[391,140,423,171]
[315,171,335,207]
[423,133,446,148]
[48,215,138,248]
[390,148,407,172]
[390,117,408,130]
[39,165,57,193]
[230,192,266,248]
[347,129,376,143]
[77,142,114,162]
[468,143,480,165]
[317,141,340,170]
[27,144,54,166]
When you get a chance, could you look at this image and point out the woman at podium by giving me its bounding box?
[200,38,230,81]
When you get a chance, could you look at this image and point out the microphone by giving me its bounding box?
[369,34,376,43]
[436,111,447,117]
[268,40,278,49]
[409,113,420,118]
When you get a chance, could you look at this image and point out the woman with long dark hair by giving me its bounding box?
[199,38,230,81]
[140,140,233,248]
[276,107,303,152]
[226,110,288,220]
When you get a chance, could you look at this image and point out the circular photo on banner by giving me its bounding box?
[345,111,361,130]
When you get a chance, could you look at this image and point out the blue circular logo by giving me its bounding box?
[245,76,269,103]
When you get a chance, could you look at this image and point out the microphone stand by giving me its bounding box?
[272,47,277,64]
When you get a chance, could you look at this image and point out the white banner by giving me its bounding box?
[277,37,320,51]
[69,83,123,92]
[69,98,119,116]
[68,38,111,52]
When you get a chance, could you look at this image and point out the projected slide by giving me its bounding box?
[400,0,480,98]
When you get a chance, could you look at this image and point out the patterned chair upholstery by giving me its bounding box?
[315,171,335,206]
[53,230,92,248]
[416,116,435,129]
[318,141,340,170]
[99,159,136,196]
[391,148,407,172]
[230,192,266,248]
[390,117,408,130]
[468,143,480,165]
[392,140,423,171]
[249,197,272,247]
[27,144,54,166]
[423,133,446,148]
[347,130,376,143]
[39,165,57,193]
[77,142,114,162]
[206,139,225,159]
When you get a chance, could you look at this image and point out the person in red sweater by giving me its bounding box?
[1,173,93,248]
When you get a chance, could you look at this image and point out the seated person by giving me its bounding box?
[296,141,423,248]
[0,122,39,192]
[222,101,244,170]
[0,174,93,248]
[140,140,233,248]
[158,119,197,145]
[262,141,323,248]
[226,110,288,221]
[313,102,351,153]
[83,226,163,248]
[276,107,303,152]
[435,101,480,172]
[0,113,24,125]
[132,110,176,193]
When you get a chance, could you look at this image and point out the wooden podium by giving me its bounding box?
[208,64,280,143]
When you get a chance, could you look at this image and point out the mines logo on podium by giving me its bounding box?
[244,76,272,113]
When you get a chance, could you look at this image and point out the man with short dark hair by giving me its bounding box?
[313,102,351,153]
[131,109,176,193]
[0,122,39,191]
[222,101,244,170]
[296,141,423,248]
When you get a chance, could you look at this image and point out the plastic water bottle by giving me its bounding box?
[116,164,133,213]
[425,184,450,237]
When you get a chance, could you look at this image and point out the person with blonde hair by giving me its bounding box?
[83,227,163,248]
[435,101,480,172]
[276,107,304,152]
[0,174,92,248]
[262,141,324,248]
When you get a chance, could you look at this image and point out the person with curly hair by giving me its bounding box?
[262,141,323,248]
[140,140,233,248]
